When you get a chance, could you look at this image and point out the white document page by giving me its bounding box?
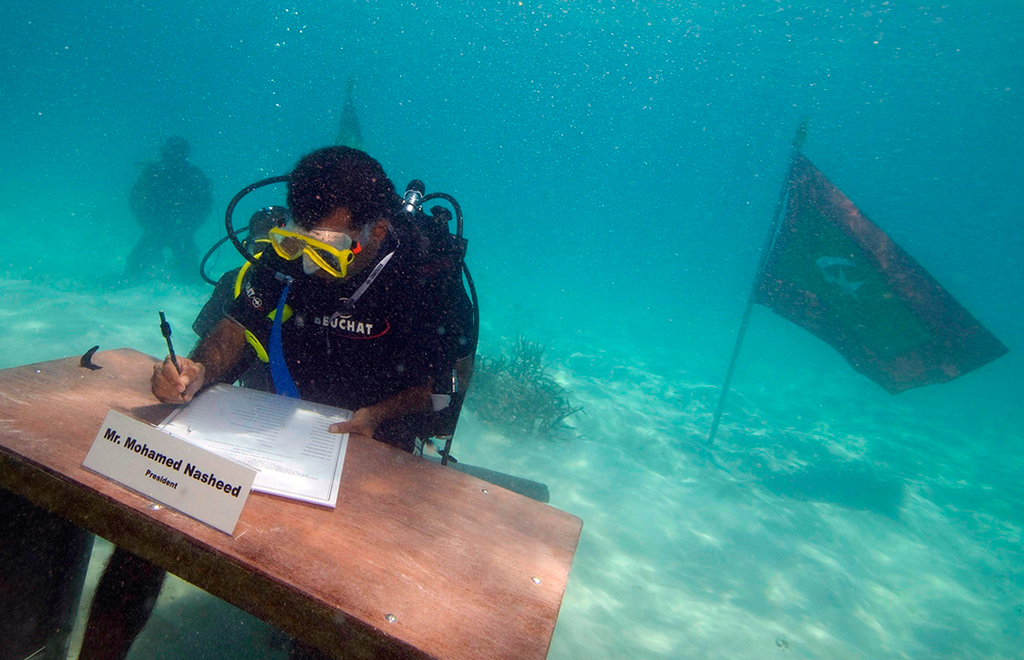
[160,384,351,507]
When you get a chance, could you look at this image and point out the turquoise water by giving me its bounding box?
[3,2,1023,658]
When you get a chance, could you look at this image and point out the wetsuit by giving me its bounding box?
[228,224,451,452]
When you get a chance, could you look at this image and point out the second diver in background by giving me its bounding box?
[335,77,364,150]
[122,136,213,284]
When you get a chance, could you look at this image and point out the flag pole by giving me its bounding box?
[707,120,808,445]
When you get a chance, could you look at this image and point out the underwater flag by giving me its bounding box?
[753,153,1007,394]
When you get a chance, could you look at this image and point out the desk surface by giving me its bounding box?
[0,349,582,660]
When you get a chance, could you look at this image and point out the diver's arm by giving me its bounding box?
[328,383,433,438]
[151,317,247,403]
[190,317,248,381]
[128,170,150,221]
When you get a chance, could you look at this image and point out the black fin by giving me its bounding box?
[80,346,102,371]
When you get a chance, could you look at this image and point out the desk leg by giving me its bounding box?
[0,488,92,660]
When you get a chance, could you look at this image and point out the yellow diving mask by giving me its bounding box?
[268,222,362,279]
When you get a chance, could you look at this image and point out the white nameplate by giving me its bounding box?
[83,409,257,535]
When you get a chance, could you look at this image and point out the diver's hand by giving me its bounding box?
[151,356,206,404]
[329,407,382,438]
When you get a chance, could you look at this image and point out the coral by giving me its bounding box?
[466,336,583,437]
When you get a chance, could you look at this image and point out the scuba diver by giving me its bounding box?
[335,76,364,150]
[122,136,213,283]
[157,146,474,451]
[192,148,475,449]
[80,146,477,660]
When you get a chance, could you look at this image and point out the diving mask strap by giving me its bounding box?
[269,282,300,398]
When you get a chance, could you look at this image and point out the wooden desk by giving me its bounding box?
[0,349,582,660]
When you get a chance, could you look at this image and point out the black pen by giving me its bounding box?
[158,311,181,373]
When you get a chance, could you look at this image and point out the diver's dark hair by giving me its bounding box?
[287,146,399,230]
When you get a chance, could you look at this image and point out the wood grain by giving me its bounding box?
[0,349,582,660]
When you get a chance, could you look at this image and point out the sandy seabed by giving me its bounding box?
[3,271,1021,660]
